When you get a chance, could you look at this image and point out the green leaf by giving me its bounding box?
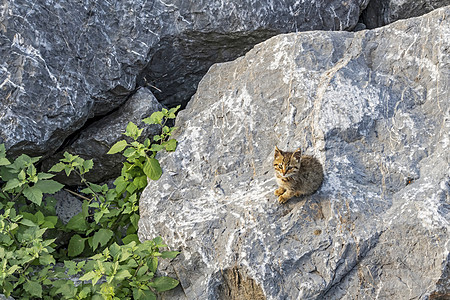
[80,187,94,195]
[3,178,22,191]
[114,176,129,193]
[130,213,139,230]
[62,152,75,162]
[3,280,13,297]
[109,243,121,258]
[162,126,170,135]
[64,165,73,177]
[66,213,89,231]
[152,236,164,247]
[35,210,45,225]
[37,172,54,180]
[136,265,149,277]
[83,159,94,172]
[64,260,77,273]
[68,234,86,257]
[164,139,177,152]
[127,225,137,237]
[115,269,132,281]
[39,253,56,265]
[168,105,181,114]
[167,106,180,119]
[79,271,96,282]
[143,157,162,181]
[18,169,26,180]
[0,157,10,166]
[122,234,139,245]
[143,111,164,125]
[88,183,103,193]
[144,138,151,147]
[23,186,43,205]
[0,143,6,156]
[34,179,64,194]
[49,162,66,173]
[125,122,143,140]
[149,144,164,152]
[21,211,36,222]
[44,215,58,227]
[92,229,114,251]
[123,147,137,158]
[149,257,158,273]
[54,281,76,298]
[23,280,43,298]
[20,218,37,227]
[133,288,156,300]
[133,175,148,189]
[107,140,128,155]
[161,251,180,259]
[150,276,179,292]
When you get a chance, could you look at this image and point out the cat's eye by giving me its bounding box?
[278,164,283,168]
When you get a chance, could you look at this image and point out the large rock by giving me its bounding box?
[138,0,371,108]
[362,0,450,28]
[139,7,450,300]
[0,0,369,158]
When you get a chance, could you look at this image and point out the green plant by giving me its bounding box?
[108,105,179,181]
[51,238,179,300]
[0,106,181,299]
[0,144,62,299]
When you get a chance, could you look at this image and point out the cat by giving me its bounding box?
[273,146,323,204]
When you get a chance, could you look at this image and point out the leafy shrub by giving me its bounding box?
[0,106,180,299]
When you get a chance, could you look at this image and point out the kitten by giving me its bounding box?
[273,146,323,204]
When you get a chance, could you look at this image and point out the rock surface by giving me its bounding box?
[53,190,83,224]
[139,7,450,300]
[41,88,162,185]
[0,0,369,158]
[362,0,450,28]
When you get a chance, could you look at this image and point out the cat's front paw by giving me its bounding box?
[274,187,286,196]
[278,195,288,204]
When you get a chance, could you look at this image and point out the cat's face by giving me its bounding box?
[273,147,302,177]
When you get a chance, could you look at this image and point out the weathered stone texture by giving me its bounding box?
[362,0,450,28]
[139,7,449,300]
[0,0,369,159]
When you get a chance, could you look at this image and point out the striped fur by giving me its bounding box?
[273,146,323,204]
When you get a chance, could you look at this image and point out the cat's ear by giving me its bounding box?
[274,146,282,158]
[292,148,302,160]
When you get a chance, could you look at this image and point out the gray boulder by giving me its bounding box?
[0,0,369,158]
[139,0,371,108]
[42,88,162,185]
[139,7,450,300]
[362,0,450,28]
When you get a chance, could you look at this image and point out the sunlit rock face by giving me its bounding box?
[139,7,449,300]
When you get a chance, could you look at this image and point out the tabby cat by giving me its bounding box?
[273,146,323,204]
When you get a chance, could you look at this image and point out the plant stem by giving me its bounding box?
[63,188,92,202]
[11,185,26,202]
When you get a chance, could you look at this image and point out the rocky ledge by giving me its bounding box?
[139,7,450,300]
